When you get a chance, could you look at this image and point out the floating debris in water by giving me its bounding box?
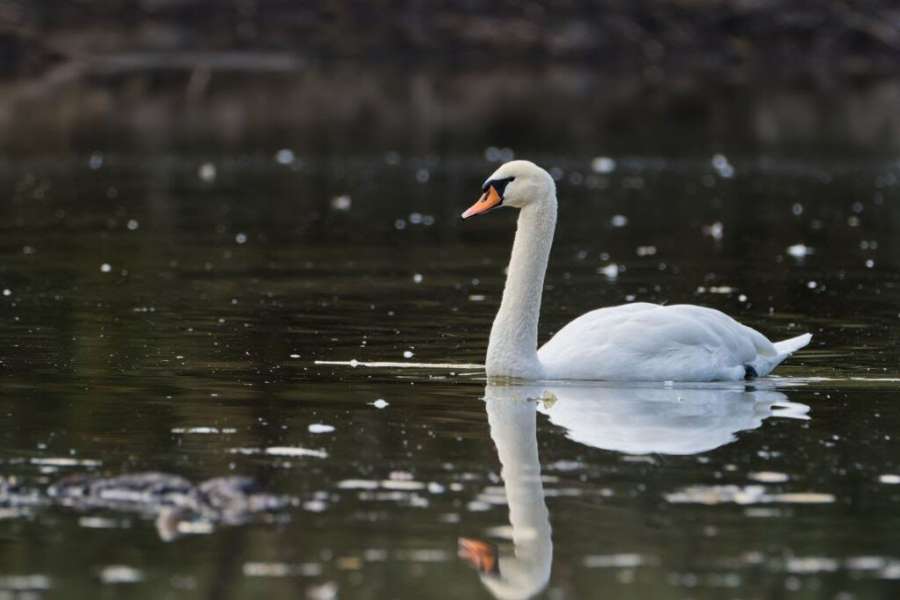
[371,399,389,409]
[308,424,335,434]
[591,156,616,174]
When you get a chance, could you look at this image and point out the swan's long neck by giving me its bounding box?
[486,195,557,379]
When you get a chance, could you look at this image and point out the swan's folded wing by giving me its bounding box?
[538,303,776,381]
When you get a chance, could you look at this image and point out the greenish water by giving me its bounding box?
[0,153,899,598]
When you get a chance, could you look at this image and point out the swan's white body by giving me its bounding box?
[464,160,812,382]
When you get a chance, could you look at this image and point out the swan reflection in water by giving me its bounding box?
[459,382,809,600]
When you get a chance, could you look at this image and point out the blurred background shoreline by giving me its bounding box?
[1,0,899,155]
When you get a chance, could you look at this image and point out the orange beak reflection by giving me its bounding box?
[461,185,502,219]
[458,537,500,575]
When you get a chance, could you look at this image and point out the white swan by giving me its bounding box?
[461,160,812,381]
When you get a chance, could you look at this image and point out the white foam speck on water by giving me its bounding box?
[316,360,483,370]
[79,516,124,529]
[126,219,139,231]
[371,399,389,409]
[338,479,379,490]
[0,575,51,590]
[597,263,619,279]
[171,427,237,435]
[289,353,300,359]
[331,195,352,211]
[244,562,322,578]
[787,243,814,258]
[666,485,834,505]
[198,162,216,182]
[785,557,839,573]
[748,471,790,483]
[583,553,651,568]
[2,289,11,297]
[591,156,616,174]
[30,457,101,467]
[235,232,248,244]
[879,474,900,484]
[308,424,335,434]
[99,565,143,584]
[403,350,414,358]
[230,447,327,459]
[468,294,486,302]
[100,263,112,273]
[274,148,295,165]
[412,273,423,284]
[610,214,628,227]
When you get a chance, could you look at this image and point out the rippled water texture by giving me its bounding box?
[0,153,899,598]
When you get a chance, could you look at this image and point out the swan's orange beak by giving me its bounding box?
[461,186,502,219]
[458,537,499,575]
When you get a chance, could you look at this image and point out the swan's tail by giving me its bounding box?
[756,333,812,376]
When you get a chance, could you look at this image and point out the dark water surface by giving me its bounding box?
[0,152,899,598]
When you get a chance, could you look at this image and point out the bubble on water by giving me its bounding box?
[610,214,628,227]
[2,289,10,297]
[412,273,423,284]
[636,245,656,257]
[235,233,247,244]
[807,281,818,289]
[88,152,104,170]
[415,168,430,183]
[792,203,804,216]
[394,218,407,230]
[847,215,860,227]
[198,162,216,182]
[591,156,616,174]
[22,245,35,255]
[348,359,359,367]
[738,294,748,302]
[371,399,389,409]
[865,259,875,268]
[289,353,300,359]
[308,424,335,434]
[100,263,112,273]
[331,195,352,211]
[126,219,139,231]
[275,148,295,165]
[403,350,414,358]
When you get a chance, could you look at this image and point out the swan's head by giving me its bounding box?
[462,160,555,219]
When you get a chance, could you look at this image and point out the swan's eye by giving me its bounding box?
[482,176,515,198]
